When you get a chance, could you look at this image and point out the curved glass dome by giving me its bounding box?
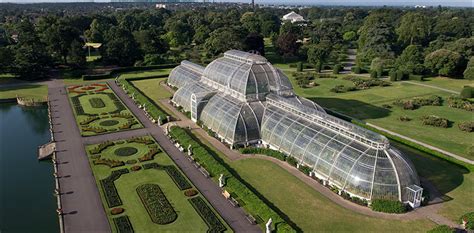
[168,60,204,89]
[260,103,420,202]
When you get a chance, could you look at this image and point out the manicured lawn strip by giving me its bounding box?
[113,215,134,233]
[169,126,296,232]
[100,168,129,208]
[0,84,48,100]
[130,78,173,100]
[118,78,169,124]
[189,196,226,233]
[142,163,192,190]
[136,184,177,225]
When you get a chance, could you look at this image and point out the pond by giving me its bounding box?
[0,103,58,232]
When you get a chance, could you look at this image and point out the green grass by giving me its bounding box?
[411,76,474,92]
[0,84,48,100]
[85,137,229,232]
[119,69,172,80]
[131,78,173,100]
[67,83,142,136]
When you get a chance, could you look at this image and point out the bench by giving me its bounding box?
[199,167,210,178]
[245,214,257,225]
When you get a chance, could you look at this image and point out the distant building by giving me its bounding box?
[282,11,305,23]
[156,4,167,8]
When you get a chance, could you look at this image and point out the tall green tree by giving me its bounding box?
[357,12,396,65]
[102,26,142,66]
[424,49,463,77]
[69,39,86,68]
[307,42,331,69]
[396,12,432,45]
[164,20,194,47]
[134,28,168,55]
[204,27,245,56]
[275,32,299,57]
[463,57,474,80]
[395,45,425,74]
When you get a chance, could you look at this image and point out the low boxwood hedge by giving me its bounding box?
[113,215,134,233]
[136,184,177,224]
[142,162,192,190]
[169,126,296,232]
[89,97,106,108]
[100,169,129,208]
[189,196,226,232]
[370,199,406,213]
[239,147,286,161]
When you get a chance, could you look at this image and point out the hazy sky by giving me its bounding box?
[0,0,472,7]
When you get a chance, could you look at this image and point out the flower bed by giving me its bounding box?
[113,215,134,233]
[239,147,287,161]
[188,197,226,232]
[370,199,406,213]
[100,169,129,208]
[138,147,161,162]
[136,184,177,225]
[93,158,125,168]
[100,119,120,127]
[127,136,155,144]
[111,207,125,215]
[90,141,115,154]
[184,189,198,197]
[130,165,141,172]
[114,147,138,157]
[80,116,100,125]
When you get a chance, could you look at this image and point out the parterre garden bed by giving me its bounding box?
[85,136,230,232]
[67,83,142,136]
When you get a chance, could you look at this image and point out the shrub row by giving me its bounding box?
[447,96,474,112]
[70,95,86,116]
[330,85,357,93]
[188,196,226,233]
[80,116,100,125]
[82,64,178,80]
[421,115,450,128]
[119,79,168,124]
[89,141,115,154]
[82,126,107,134]
[89,97,106,108]
[138,147,161,162]
[340,191,369,206]
[370,199,406,213]
[93,158,125,168]
[393,95,442,110]
[111,112,134,119]
[239,147,287,161]
[126,136,155,144]
[103,92,127,114]
[136,184,177,225]
[119,119,139,130]
[113,215,134,233]
[169,127,295,232]
[100,169,129,208]
[343,76,391,89]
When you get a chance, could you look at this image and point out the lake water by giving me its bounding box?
[0,103,58,233]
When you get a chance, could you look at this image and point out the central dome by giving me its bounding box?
[202,50,294,101]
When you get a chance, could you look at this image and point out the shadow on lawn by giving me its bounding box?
[393,142,468,200]
[307,97,391,121]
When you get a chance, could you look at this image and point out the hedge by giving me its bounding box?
[370,199,406,213]
[142,163,192,190]
[169,126,296,232]
[113,216,134,233]
[100,169,129,208]
[460,212,474,230]
[460,86,473,98]
[239,147,287,161]
[136,184,177,224]
[82,63,178,80]
[188,196,227,233]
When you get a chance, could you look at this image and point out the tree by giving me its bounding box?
[343,31,357,42]
[275,32,299,57]
[258,12,280,37]
[102,26,142,66]
[357,12,396,65]
[396,45,425,74]
[240,12,260,33]
[307,43,331,69]
[463,57,474,80]
[193,25,211,45]
[446,37,474,60]
[0,47,13,73]
[243,33,265,56]
[312,21,342,45]
[69,39,86,68]
[204,27,245,56]
[164,20,194,47]
[434,13,471,38]
[134,28,168,55]
[424,49,462,77]
[396,12,432,45]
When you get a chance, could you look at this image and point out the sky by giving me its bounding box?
[0,0,472,7]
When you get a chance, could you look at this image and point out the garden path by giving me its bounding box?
[401,80,460,95]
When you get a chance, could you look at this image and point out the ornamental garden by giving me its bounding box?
[85,135,229,233]
[67,83,142,136]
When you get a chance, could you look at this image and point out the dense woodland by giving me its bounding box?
[0,3,472,80]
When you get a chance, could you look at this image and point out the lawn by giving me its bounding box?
[85,136,230,232]
[67,83,143,136]
[0,84,48,100]
[410,76,474,92]
[190,131,437,232]
[118,69,172,80]
[130,78,176,118]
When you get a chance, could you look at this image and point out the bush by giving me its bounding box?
[137,184,177,224]
[130,165,141,171]
[333,64,342,74]
[138,147,161,162]
[100,169,129,208]
[396,70,407,80]
[143,163,192,190]
[239,147,286,161]
[460,86,473,98]
[315,61,322,73]
[89,141,115,154]
[286,156,298,167]
[296,62,303,72]
[408,74,424,81]
[389,69,397,81]
[93,158,125,168]
[343,76,391,89]
[126,159,137,164]
[370,199,406,213]
[427,225,454,233]
[393,95,442,110]
[189,197,226,232]
[298,165,312,176]
[458,121,474,132]
[447,96,474,111]
[399,115,411,121]
[111,207,124,215]
[330,85,356,93]
[184,189,198,197]
[370,70,378,79]
[421,115,450,128]
[113,216,134,233]
[352,66,361,74]
[460,212,474,230]
[89,97,106,108]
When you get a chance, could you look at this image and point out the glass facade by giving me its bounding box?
[167,50,421,202]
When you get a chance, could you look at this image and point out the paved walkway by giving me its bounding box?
[402,80,460,94]
[108,81,261,233]
[47,80,111,233]
[367,123,474,165]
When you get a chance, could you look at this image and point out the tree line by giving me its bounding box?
[0,3,472,80]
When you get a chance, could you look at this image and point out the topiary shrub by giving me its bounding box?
[460,86,473,98]
[184,189,198,197]
[370,70,378,79]
[296,61,303,72]
[458,121,474,132]
[370,199,406,213]
[389,69,397,81]
[399,115,411,121]
[111,207,125,215]
[427,225,454,233]
[460,212,474,230]
[333,64,342,74]
[352,66,361,74]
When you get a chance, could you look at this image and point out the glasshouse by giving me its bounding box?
[168,50,423,207]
